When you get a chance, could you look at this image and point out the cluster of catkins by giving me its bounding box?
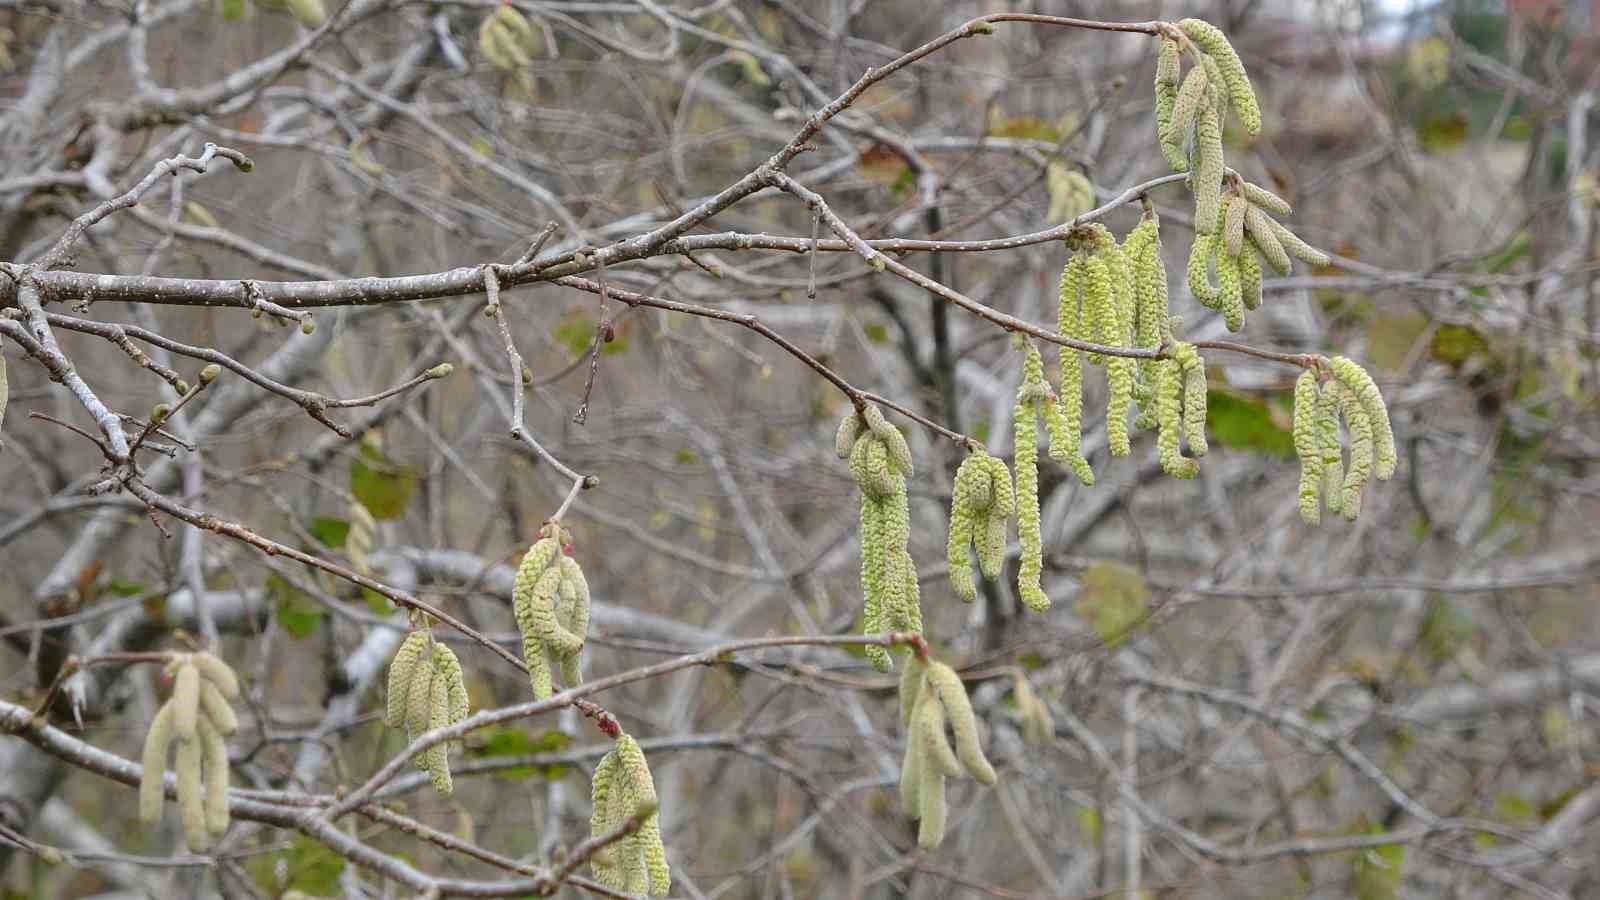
[1045,162,1096,225]
[589,731,671,896]
[139,652,240,851]
[837,405,923,673]
[1155,19,1328,331]
[385,627,470,795]
[1292,357,1397,523]
[479,5,538,72]
[512,523,591,698]
[946,448,1013,605]
[897,655,997,849]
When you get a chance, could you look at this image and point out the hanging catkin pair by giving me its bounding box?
[1189,176,1330,331]
[1155,341,1208,479]
[1045,162,1096,225]
[1291,357,1396,523]
[479,5,538,71]
[897,656,998,849]
[1123,209,1174,432]
[385,627,470,795]
[946,448,1014,604]
[590,731,671,896]
[1056,223,1146,480]
[140,652,240,851]
[512,523,592,697]
[837,405,923,672]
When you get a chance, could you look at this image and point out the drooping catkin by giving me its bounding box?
[1156,358,1199,479]
[190,652,240,699]
[590,733,671,897]
[175,732,208,850]
[1241,180,1292,215]
[1107,355,1135,456]
[1046,162,1096,224]
[1179,18,1262,135]
[1014,346,1052,612]
[898,653,926,729]
[1223,193,1247,258]
[1267,216,1331,266]
[199,681,238,736]
[1316,380,1345,517]
[1082,254,1116,365]
[172,660,200,742]
[1292,370,1324,524]
[899,658,998,849]
[1329,356,1396,480]
[1193,105,1225,233]
[1154,38,1187,171]
[1012,673,1056,745]
[385,630,430,729]
[1333,381,1374,520]
[1239,241,1264,310]
[1216,249,1244,332]
[1187,232,1221,308]
[1244,203,1291,274]
[1174,343,1209,457]
[976,455,1013,578]
[1167,65,1209,157]
[947,454,984,604]
[1054,256,1094,482]
[1128,212,1171,428]
[139,703,175,826]
[842,406,920,671]
[199,718,230,837]
[422,667,453,795]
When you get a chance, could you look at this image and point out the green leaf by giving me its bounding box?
[362,587,391,616]
[267,574,323,639]
[1205,391,1295,458]
[1429,324,1490,367]
[1074,562,1150,647]
[553,311,628,359]
[1416,111,1468,153]
[474,727,573,780]
[309,517,350,549]
[350,442,417,521]
[106,578,148,598]
[1418,595,1475,661]
[246,835,345,896]
[862,323,890,344]
[1076,806,1102,843]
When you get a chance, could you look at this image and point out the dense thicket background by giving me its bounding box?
[3,0,1600,897]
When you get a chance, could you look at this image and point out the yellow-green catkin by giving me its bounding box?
[1014,346,1052,612]
[191,652,240,699]
[1333,381,1374,520]
[1179,18,1262,135]
[421,666,453,795]
[1239,241,1264,310]
[1013,673,1055,745]
[843,406,919,672]
[139,704,175,826]
[1187,232,1220,308]
[1329,356,1396,480]
[1055,256,1094,482]
[1268,217,1332,266]
[1241,180,1292,215]
[1244,204,1291,274]
[1082,254,1115,365]
[1292,370,1324,524]
[1223,193,1247,258]
[1156,357,1199,479]
[513,529,588,698]
[175,732,208,850]
[591,733,670,897]
[1128,213,1171,429]
[172,660,200,742]
[1154,38,1186,171]
[1316,381,1345,517]
[1167,64,1209,156]
[385,630,430,728]
[1193,105,1225,233]
[1046,162,1095,224]
[976,455,1013,579]
[1216,248,1244,332]
[948,451,993,603]
[199,718,230,838]
[899,659,997,849]
[1175,343,1209,456]
[1107,354,1135,457]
